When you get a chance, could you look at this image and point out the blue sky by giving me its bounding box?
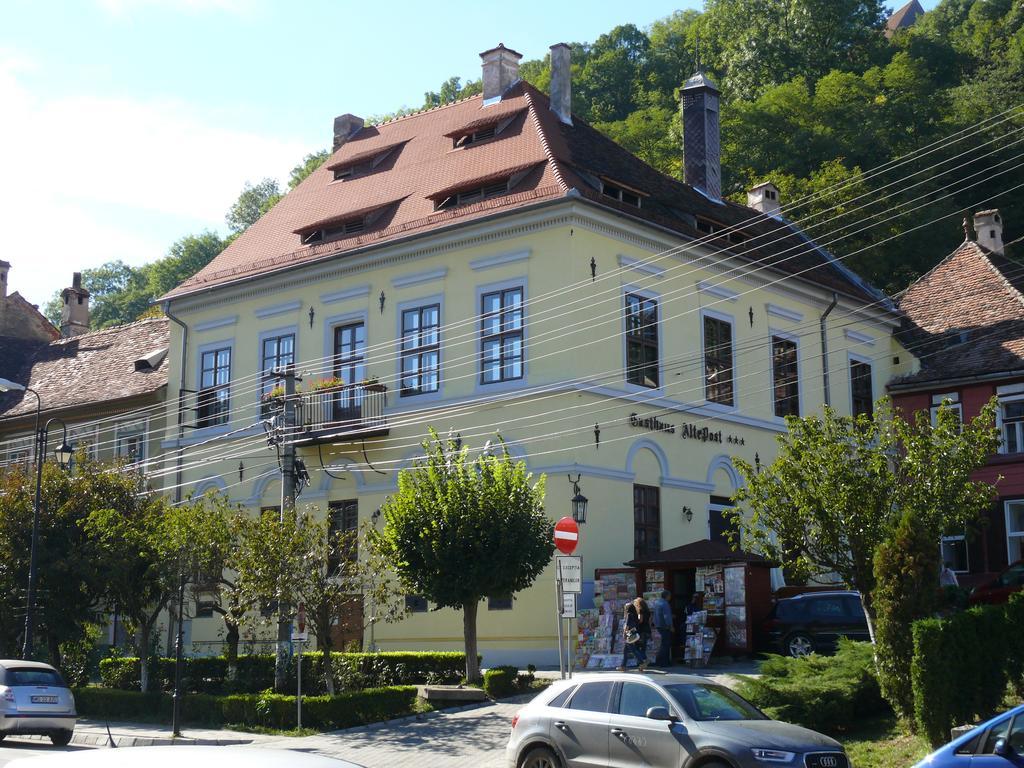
[2,0,938,308]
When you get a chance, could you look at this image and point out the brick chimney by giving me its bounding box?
[0,260,9,299]
[480,43,522,102]
[681,71,722,202]
[549,43,572,125]
[60,272,90,338]
[974,209,1004,255]
[747,182,781,216]
[332,114,364,152]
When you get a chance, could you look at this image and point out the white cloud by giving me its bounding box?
[0,53,306,307]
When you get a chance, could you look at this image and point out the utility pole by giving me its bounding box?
[274,363,298,692]
[171,567,186,737]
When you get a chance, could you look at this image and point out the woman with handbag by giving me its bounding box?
[618,600,648,671]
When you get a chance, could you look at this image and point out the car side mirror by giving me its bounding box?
[994,737,1012,757]
[646,706,675,722]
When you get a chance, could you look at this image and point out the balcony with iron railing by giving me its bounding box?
[275,383,389,444]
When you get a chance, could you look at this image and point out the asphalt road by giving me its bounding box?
[0,739,96,766]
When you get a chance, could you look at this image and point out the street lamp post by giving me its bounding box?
[0,378,74,660]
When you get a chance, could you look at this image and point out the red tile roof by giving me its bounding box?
[0,317,170,422]
[892,240,1024,387]
[162,82,882,305]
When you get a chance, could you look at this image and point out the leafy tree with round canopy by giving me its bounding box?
[372,430,553,683]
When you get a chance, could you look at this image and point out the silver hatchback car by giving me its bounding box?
[0,660,76,745]
[506,673,847,768]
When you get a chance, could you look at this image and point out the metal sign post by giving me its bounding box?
[555,561,565,679]
[561,592,577,679]
[293,603,307,730]
[553,518,580,682]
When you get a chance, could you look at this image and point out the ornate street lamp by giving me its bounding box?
[0,378,74,660]
[568,474,588,525]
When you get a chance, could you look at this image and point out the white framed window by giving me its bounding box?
[999,396,1024,454]
[1006,500,1024,564]
[771,333,800,418]
[480,285,524,385]
[401,304,441,396]
[624,292,659,388]
[116,433,145,465]
[702,310,735,407]
[940,532,969,573]
[850,356,873,417]
[930,392,963,428]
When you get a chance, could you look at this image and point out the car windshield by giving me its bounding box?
[6,668,65,687]
[663,683,767,721]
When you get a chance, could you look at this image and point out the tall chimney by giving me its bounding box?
[974,209,1004,255]
[480,43,522,102]
[332,114,364,152]
[681,71,722,202]
[0,260,9,299]
[549,43,572,125]
[60,272,90,338]
[747,182,781,217]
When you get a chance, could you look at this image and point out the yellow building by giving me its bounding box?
[159,44,911,664]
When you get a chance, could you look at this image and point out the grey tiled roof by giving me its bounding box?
[0,318,169,421]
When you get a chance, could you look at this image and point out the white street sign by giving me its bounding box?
[556,555,582,593]
[561,592,577,618]
[291,631,308,642]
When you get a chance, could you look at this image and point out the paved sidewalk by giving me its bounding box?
[16,719,268,748]
[257,697,529,768]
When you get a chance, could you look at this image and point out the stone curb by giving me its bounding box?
[15,731,253,748]
[11,694,537,748]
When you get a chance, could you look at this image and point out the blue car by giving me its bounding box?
[914,703,1024,767]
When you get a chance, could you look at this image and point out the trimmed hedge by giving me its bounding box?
[911,592,1024,746]
[483,666,518,699]
[99,652,469,694]
[734,640,889,733]
[74,685,419,730]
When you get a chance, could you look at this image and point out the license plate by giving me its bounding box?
[31,695,58,704]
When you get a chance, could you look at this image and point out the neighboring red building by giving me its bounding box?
[889,209,1022,586]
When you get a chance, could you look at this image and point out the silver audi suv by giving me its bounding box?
[506,672,846,768]
[0,660,77,746]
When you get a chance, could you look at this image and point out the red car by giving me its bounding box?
[968,560,1024,605]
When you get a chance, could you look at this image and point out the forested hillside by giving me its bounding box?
[54,0,1024,329]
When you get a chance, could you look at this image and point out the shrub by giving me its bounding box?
[912,600,1017,746]
[873,508,939,720]
[74,685,419,730]
[483,666,518,699]
[99,651,468,694]
[735,640,889,733]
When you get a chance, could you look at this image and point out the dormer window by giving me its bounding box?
[600,180,643,208]
[302,217,366,244]
[446,109,524,150]
[327,141,407,182]
[455,126,496,147]
[437,180,509,210]
[764,188,778,201]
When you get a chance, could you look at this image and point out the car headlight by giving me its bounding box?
[752,748,796,763]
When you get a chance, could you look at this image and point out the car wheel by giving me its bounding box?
[786,633,815,658]
[50,730,73,747]
[519,745,561,768]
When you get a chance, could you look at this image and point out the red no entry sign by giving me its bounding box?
[554,516,579,555]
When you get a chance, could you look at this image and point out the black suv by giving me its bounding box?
[760,591,869,657]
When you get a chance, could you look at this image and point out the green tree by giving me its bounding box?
[0,452,140,667]
[231,509,400,694]
[702,0,888,101]
[423,77,482,109]
[372,431,553,683]
[226,178,282,235]
[86,490,229,692]
[44,261,151,330]
[288,150,330,190]
[595,106,681,178]
[146,232,225,299]
[731,398,999,641]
